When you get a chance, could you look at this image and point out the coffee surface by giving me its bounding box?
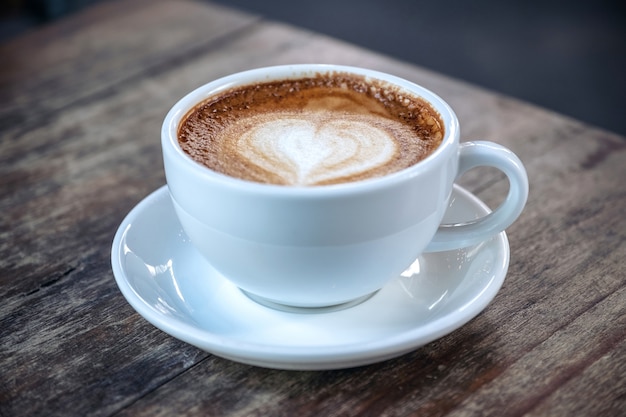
[178,73,444,186]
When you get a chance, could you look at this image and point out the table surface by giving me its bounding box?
[1,0,624,416]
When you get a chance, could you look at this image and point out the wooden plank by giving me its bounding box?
[526,338,626,416]
[0,268,208,417]
[0,0,259,139]
[444,287,626,417]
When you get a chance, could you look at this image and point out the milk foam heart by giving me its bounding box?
[236,112,397,186]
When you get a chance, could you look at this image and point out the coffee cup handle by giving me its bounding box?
[425,141,529,252]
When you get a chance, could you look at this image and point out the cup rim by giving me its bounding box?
[161,64,460,196]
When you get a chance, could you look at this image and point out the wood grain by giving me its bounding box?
[1,0,624,416]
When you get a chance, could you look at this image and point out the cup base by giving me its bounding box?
[240,289,377,314]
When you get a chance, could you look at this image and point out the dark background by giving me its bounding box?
[2,0,624,135]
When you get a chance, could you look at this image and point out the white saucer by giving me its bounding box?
[111,185,509,370]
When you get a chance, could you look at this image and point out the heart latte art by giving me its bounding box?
[178,74,444,186]
[232,112,397,186]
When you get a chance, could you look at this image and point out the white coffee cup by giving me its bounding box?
[162,64,528,308]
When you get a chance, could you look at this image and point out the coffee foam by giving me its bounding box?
[229,111,398,186]
[178,73,444,186]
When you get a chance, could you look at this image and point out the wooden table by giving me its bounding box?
[1,1,624,415]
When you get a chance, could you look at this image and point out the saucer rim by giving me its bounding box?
[111,185,509,370]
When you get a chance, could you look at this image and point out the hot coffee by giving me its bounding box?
[178,72,444,186]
